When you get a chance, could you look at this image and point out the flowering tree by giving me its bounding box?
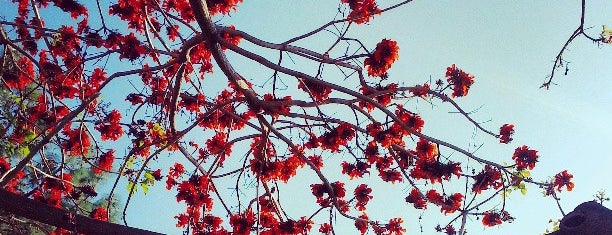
[0,0,608,234]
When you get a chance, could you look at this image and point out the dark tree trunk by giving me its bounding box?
[0,190,164,235]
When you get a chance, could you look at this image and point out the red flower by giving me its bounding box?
[341,0,381,24]
[62,127,91,156]
[392,105,424,136]
[221,25,242,49]
[416,138,438,160]
[299,79,332,102]
[482,211,502,227]
[410,158,461,183]
[426,190,463,214]
[445,64,474,97]
[175,213,189,227]
[206,132,232,159]
[230,210,256,235]
[341,161,371,179]
[411,83,430,97]
[319,223,332,234]
[359,83,398,111]
[499,124,515,144]
[378,169,402,183]
[553,170,574,192]
[318,122,355,152]
[386,218,406,235]
[364,39,399,77]
[179,93,206,112]
[405,188,427,209]
[95,110,123,141]
[354,214,369,235]
[94,150,115,174]
[207,0,244,16]
[0,157,10,175]
[354,184,373,211]
[152,169,163,181]
[118,33,145,61]
[90,207,108,222]
[472,165,502,194]
[512,145,539,170]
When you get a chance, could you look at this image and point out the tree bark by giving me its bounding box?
[0,190,164,235]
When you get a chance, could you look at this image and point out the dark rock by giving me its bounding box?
[547,201,612,235]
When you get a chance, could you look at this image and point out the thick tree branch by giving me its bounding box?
[0,190,163,235]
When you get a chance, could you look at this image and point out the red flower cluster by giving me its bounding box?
[206,132,232,164]
[354,184,373,211]
[472,165,502,194]
[435,225,457,235]
[221,25,242,50]
[207,0,244,16]
[199,92,251,131]
[95,110,123,141]
[110,0,157,31]
[118,33,146,61]
[411,83,431,97]
[166,162,185,190]
[341,0,381,24]
[298,79,332,102]
[317,122,355,152]
[405,188,427,209]
[176,175,212,210]
[359,83,398,111]
[229,210,256,235]
[62,127,91,156]
[425,190,463,214]
[365,39,399,77]
[410,158,461,184]
[0,157,25,193]
[36,173,74,208]
[445,64,475,98]
[4,57,34,89]
[90,207,108,222]
[354,214,369,234]
[512,145,539,170]
[310,181,346,207]
[94,150,115,174]
[341,161,370,179]
[392,105,424,136]
[160,0,194,22]
[261,94,292,118]
[0,157,10,176]
[499,124,515,144]
[482,211,513,227]
[319,223,332,234]
[416,138,438,160]
[553,170,574,192]
[179,93,206,113]
[378,169,403,183]
[385,218,406,235]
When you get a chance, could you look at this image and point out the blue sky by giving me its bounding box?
[124,1,611,234]
[2,0,611,234]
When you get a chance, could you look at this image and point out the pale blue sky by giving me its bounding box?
[2,1,611,234]
[125,1,612,234]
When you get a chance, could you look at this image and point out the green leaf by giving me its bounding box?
[144,171,154,182]
[518,170,531,178]
[24,131,37,143]
[17,145,30,157]
[126,181,137,195]
[518,183,527,195]
[125,157,135,168]
[141,182,149,195]
[521,187,528,195]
